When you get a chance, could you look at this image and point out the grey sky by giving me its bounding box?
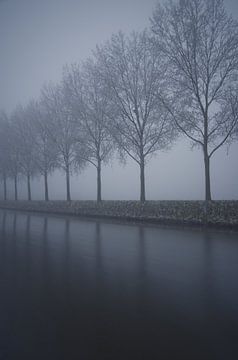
[0,0,158,112]
[0,0,238,200]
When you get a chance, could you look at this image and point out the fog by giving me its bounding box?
[0,0,238,201]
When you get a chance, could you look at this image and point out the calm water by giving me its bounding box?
[0,209,238,360]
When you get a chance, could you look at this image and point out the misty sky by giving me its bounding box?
[0,0,238,201]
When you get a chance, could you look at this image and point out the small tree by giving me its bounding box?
[226,88,238,141]
[0,111,10,200]
[96,31,175,201]
[41,83,79,201]
[12,105,38,201]
[8,117,21,201]
[28,101,58,201]
[62,60,115,202]
[151,0,238,200]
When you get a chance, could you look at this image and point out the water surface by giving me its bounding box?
[0,209,238,359]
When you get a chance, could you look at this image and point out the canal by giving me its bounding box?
[0,209,237,359]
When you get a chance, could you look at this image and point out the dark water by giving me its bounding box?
[0,210,238,360]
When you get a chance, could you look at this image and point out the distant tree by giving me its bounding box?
[28,101,59,201]
[12,105,38,201]
[151,0,238,200]
[95,31,175,201]
[226,88,238,142]
[8,117,21,201]
[41,83,80,201]
[62,59,115,202]
[0,111,10,200]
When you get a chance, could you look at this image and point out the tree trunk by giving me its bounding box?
[14,174,18,201]
[3,174,7,201]
[27,173,31,201]
[97,160,102,202]
[140,158,146,202]
[204,150,212,201]
[44,171,49,201]
[66,166,71,202]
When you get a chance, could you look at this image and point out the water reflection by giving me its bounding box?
[138,226,146,278]
[0,210,237,360]
[12,213,17,239]
[1,211,6,237]
[95,221,102,267]
[63,218,71,296]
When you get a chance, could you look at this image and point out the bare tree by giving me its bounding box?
[8,117,21,201]
[11,104,38,201]
[62,59,115,202]
[0,111,10,200]
[151,0,238,200]
[28,101,58,201]
[95,31,175,201]
[0,111,21,201]
[226,88,238,143]
[41,83,79,201]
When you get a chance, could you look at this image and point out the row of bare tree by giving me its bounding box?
[0,0,238,202]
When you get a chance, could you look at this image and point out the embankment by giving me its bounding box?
[0,200,237,229]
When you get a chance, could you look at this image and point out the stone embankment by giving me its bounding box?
[0,200,237,229]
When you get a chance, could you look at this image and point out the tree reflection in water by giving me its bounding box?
[0,210,237,360]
